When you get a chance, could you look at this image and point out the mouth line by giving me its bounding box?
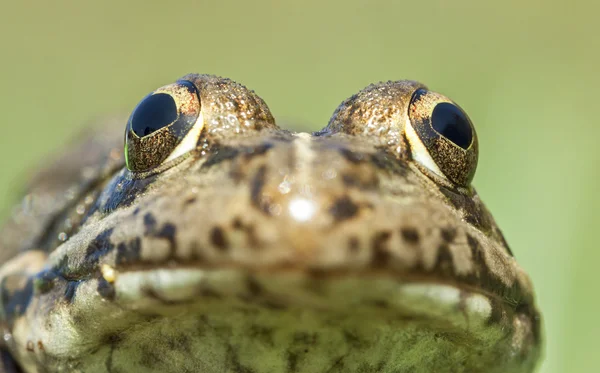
[97,264,527,327]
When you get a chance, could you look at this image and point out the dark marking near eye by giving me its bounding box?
[250,165,270,214]
[370,150,409,176]
[400,227,420,245]
[371,231,392,267]
[329,196,359,221]
[210,226,229,251]
[97,278,116,301]
[203,143,274,169]
[438,186,493,234]
[101,172,155,213]
[440,227,457,243]
[202,146,241,168]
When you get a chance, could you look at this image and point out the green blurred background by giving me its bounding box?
[0,1,597,371]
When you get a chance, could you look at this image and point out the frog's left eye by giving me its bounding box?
[406,89,478,186]
[125,80,202,172]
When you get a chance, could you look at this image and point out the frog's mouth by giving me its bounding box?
[43,265,539,372]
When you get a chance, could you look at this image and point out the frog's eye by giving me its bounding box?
[406,89,478,186]
[125,80,202,172]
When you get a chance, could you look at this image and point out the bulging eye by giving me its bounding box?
[125,80,202,172]
[406,89,478,186]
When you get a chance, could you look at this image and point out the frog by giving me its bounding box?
[0,74,542,373]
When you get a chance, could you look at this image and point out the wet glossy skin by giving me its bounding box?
[0,75,541,372]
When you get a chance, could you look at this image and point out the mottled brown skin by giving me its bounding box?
[0,75,541,372]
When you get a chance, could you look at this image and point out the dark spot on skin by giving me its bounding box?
[338,148,365,164]
[143,213,157,234]
[293,332,318,345]
[226,345,257,373]
[166,334,192,355]
[369,151,409,177]
[232,217,243,229]
[97,278,116,301]
[343,330,367,349]
[85,228,115,265]
[287,351,299,372]
[348,236,360,253]
[400,227,420,245]
[156,223,177,252]
[371,231,392,267]
[249,325,274,347]
[341,172,379,190]
[434,244,454,274]
[466,234,484,264]
[230,219,260,248]
[184,196,197,205]
[440,227,457,243]
[210,226,229,251]
[329,196,359,221]
[115,237,142,265]
[250,165,270,214]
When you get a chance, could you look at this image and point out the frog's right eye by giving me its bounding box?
[125,80,203,172]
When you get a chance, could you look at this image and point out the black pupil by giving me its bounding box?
[130,93,178,137]
[431,102,473,149]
